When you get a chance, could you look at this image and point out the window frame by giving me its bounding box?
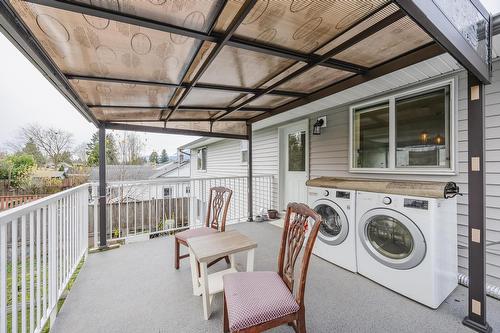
[196,147,207,172]
[349,79,456,175]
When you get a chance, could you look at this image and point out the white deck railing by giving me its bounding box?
[90,175,274,245]
[0,184,89,333]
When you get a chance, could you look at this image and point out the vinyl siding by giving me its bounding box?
[307,61,500,287]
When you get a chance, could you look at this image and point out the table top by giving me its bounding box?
[187,230,257,263]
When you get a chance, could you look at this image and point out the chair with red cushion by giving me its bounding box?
[174,186,233,269]
[223,202,322,333]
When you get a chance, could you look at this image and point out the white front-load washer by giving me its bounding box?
[355,191,457,309]
[307,186,357,273]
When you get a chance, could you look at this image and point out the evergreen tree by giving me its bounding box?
[160,149,169,163]
[149,151,159,164]
[86,132,119,166]
[22,138,45,166]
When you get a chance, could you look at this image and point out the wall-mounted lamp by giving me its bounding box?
[313,116,326,135]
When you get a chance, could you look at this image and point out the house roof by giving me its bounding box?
[2,0,493,139]
[32,169,65,179]
[150,160,190,178]
[89,165,156,182]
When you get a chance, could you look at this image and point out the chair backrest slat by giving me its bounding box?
[277,202,322,306]
[205,187,233,232]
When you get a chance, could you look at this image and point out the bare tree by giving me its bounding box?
[117,132,145,165]
[21,124,73,165]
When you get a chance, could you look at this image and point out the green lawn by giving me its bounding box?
[6,257,85,333]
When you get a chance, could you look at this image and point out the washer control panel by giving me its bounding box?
[404,198,429,210]
[336,191,350,199]
[382,196,392,205]
[323,190,330,197]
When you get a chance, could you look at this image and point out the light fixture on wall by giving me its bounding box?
[313,117,326,135]
[419,131,429,144]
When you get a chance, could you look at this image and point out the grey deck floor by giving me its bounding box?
[52,222,500,333]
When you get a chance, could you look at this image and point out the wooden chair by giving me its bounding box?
[174,186,233,269]
[222,202,322,333]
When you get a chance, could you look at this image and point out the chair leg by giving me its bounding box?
[174,238,180,270]
[297,307,306,333]
[223,294,229,333]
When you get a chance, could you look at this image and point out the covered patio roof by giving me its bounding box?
[0,0,493,139]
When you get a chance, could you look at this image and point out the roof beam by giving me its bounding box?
[165,0,258,121]
[218,9,406,121]
[66,74,305,98]
[104,122,248,140]
[248,42,445,123]
[89,105,270,112]
[394,0,491,83]
[25,0,364,74]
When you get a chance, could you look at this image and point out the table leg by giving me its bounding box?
[199,261,211,320]
[189,247,201,296]
[246,249,255,272]
[229,254,236,270]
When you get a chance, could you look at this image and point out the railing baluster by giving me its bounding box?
[0,223,7,333]
[36,208,41,330]
[42,206,47,321]
[21,215,27,333]
[12,218,18,333]
[29,211,34,333]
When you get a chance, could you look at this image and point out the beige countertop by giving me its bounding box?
[306,177,456,199]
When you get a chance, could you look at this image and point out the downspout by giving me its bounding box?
[458,274,500,301]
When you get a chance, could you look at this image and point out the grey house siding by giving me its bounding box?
[307,62,500,287]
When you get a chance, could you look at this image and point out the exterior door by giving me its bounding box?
[280,120,309,210]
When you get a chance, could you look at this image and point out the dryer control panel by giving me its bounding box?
[336,191,350,199]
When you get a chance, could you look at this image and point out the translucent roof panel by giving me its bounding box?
[169,110,220,121]
[91,108,162,121]
[232,0,390,53]
[198,46,295,88]
[276,66,353,93]
[10,1,200,83]
[246,95,295,108]
[72,0,222,33]
[333,17,433,67]
[222,111,267,120]
[181,88,247,107]
[69,80,176,107]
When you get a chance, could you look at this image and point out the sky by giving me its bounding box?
[1,1,499,157]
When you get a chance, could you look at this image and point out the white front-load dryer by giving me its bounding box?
[355,191,457,309]
[307,187,357,273]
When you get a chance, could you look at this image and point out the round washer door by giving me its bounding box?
[358,208,426,270]
[313,199,349,246]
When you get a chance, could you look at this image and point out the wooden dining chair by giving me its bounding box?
[174,186,233,269]
[222,202,322,333]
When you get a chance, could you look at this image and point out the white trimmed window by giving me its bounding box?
[197,147,207,171]
[350,80,455,174]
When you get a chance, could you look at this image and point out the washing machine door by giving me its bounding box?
[358,208,426,270]
[313,199,349,245]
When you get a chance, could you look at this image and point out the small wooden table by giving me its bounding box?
[187,230,257,320]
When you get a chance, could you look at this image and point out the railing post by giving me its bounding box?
[463,73,491,333]
[247,124,253,222]
[98,125,108,248]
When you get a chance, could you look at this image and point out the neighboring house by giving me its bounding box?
[31,168,66,180]
[181,54,500,288]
